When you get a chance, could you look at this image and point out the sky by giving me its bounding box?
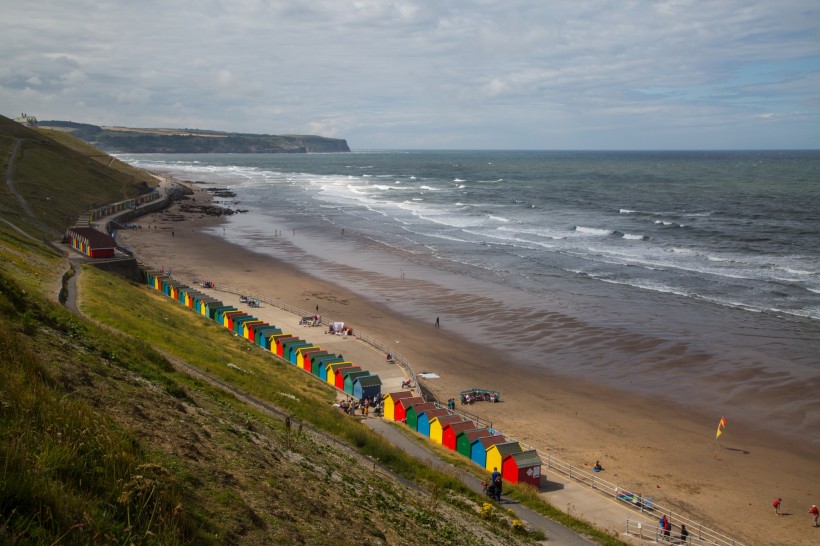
[2,0,819,150]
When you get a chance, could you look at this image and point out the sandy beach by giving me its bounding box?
[117,179,819,545]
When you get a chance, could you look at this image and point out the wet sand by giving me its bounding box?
[117,179,819,545]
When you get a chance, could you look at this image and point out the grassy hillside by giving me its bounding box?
[0,114,155,239]
[0,220,541,545]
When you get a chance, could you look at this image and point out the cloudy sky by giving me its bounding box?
[2,1,819,149]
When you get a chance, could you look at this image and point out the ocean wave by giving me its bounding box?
[488,215,510,223]
[574,226,615,236]
[453,178,466,182]
[622,233,649,241]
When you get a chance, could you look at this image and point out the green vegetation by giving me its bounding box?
[0,115,155,239]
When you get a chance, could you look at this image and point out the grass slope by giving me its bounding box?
[0,224,538,544]
[0,115,155,238]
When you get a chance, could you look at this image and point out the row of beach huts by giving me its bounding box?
[142,268,544,489]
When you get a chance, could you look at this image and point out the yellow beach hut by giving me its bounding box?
[429,415,464,445]
[383,391,414,421]
[485,441,522,472]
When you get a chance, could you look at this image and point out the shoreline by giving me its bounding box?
[116,177,819,545]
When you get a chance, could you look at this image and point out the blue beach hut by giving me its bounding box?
[352,375,382,400]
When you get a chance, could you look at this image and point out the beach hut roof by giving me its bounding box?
[491,441,522,457]
[461,428,491,441]
[506,449,541,468]
[339,366,363,377]
[396,396,425,409]
[384,391,415,402]
[431,415,463,426]
[478,435,507,448]
[419,408,450,420]
[445,421,477,435]
[407,402,436,413]
[354,375,382,387]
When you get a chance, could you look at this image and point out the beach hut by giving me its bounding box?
[502,450,542,488]
[317,356,344,380]
[287,342,315,365]
[405,402,437,432]
[485,441,523,472]
[429,415,465,445]
[222,310,245,329]
[335,366,361,389]
[343,370,370,395]
[456,428,492,459]
[248,323,273,345]
[274,335,298,357]
[442,421,477,451]
[383,392,415,421]
[302,350,330,372]
[416,408,450,438]
[352,375,382,401]
[298,348,325,372]
[325,362,353,385]
[471,435,508,469]
[264,332,290,353]
[65,227,116,258]
[394,396,425,423]
[212,305,236,323]
[242,320,266,340]
[233,315,257,336]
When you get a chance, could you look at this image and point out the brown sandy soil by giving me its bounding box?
[117,178,820,546]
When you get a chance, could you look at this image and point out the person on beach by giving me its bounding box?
[773,497,782,515]
[659,515,669,541]
[809,504,819,527]
[593,461,603,472]
[679,524,689,543]
[435,316,439,327]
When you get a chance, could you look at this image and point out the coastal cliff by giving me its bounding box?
[39,120,351,153]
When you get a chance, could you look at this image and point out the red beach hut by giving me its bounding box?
[394,396,425,423]
[502,450,542,488]
[442,421,476,451]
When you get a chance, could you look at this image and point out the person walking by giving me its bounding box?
[679,524,689,543]
[809,504,819,527]
[773,497,782,516]
[435,316,440,328]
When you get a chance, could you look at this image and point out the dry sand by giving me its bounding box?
[116,179,819,545]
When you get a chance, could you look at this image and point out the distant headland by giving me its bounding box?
[38,120,351,153]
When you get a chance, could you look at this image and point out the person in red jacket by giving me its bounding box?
[773,497,782,516]
[809,504,819,527]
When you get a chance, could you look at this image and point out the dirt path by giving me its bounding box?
[5,139,34,217]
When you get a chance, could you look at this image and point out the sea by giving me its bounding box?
[118,150,820,444]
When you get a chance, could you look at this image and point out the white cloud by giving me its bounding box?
[0,0,818,148]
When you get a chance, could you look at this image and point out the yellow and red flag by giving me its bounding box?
[715,417,727,439]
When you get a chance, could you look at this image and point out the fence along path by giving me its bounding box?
[151,276,746,546]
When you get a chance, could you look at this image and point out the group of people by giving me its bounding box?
[460,390,500,405]
[658,515,687,542]
[338,396,381,417]
[239,295,260,308]
[299,313,321,326]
